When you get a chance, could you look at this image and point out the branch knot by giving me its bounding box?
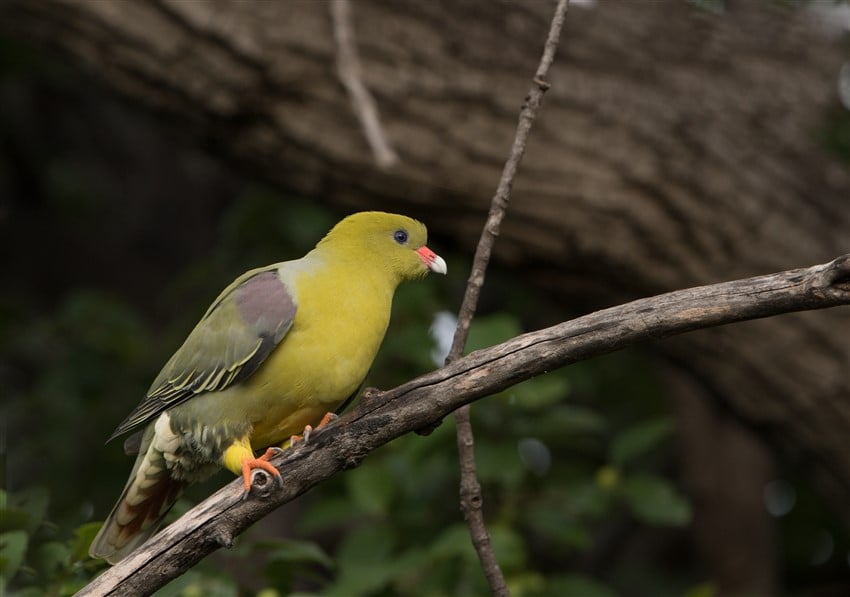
[533,75,551,90]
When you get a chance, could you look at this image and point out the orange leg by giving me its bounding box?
[240,447,282,492]
[289,412,339,446]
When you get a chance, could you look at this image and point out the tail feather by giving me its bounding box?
[89,443,185,564]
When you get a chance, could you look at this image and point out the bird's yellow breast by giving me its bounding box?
[240,259,394,447]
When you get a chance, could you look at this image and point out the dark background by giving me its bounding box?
[2,1,850,595]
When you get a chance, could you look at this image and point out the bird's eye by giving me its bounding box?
[393,229,409,244]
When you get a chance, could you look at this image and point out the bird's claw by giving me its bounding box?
[289,425,313,447]
[242,467,284,499]
[290,413,339,447]
[240,447,284,497]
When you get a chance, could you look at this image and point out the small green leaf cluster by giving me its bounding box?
[1,488,105,595]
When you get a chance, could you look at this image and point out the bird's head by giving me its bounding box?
[317,211,447,284]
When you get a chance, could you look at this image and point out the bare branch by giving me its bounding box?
[445,0,570,592]
[330,0,398,168]
[78,253,850,596]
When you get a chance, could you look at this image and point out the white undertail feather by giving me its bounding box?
[89,414,187,564]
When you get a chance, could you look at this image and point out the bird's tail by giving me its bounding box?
[89,437,185,564]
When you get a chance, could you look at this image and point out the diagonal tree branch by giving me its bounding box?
[444,0,570,593]
[78,253,850,596]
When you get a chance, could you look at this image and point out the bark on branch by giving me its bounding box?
[78,253,850,596]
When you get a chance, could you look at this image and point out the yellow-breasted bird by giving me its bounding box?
[89,211,447,563]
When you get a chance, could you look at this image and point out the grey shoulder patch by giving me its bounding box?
[234,270,296,344]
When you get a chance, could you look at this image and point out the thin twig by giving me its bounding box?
[445,1,570,594]
[330,0,398,168]
[77,253,850,595]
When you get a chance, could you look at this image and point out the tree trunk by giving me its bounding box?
[669,365,777,596]
[4,0,849,533]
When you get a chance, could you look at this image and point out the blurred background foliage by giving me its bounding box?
[1,25,849,597]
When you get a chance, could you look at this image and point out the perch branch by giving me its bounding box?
[78,253,850,596]
[445,0,570,593]
[330,0,398,168]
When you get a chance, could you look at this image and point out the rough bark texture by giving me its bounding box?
[3,0,850,567]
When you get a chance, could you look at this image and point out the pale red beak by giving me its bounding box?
[416,246,447,274]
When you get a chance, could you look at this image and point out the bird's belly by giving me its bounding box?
[239,324,380,447]
[250,404,329,449]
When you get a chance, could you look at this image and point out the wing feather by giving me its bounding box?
[108,266,297,440]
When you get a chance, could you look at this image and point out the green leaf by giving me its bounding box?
[595,466,621,491]
[467,314,523,352]
[621,474,692,527]
[527,483,614,551]
[297,496,361,534]
[260,538,333,593]
[68,522,103,562]
[528,507,590,551]
[428,524,478,562]
[490,525,528,572]
[259,538,333,569]
[345,463,397,517]
[8,487,49,533]
[474,438,524,487]
[0,530,29,579]
[506,571,546,596]
[155,569,239,597]
[509,373,572,410]
[59,580,92,596]
[518,404,607,437]
[35,540,70,579]
[325,525,396,596]
[610,418,672,467]
[561,480,614,519]
[0,506,32,533]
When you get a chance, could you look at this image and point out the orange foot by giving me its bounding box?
[289,412,339,446]
[241,447,283,492]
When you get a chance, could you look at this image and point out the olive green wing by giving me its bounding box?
[108,265,297,440]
